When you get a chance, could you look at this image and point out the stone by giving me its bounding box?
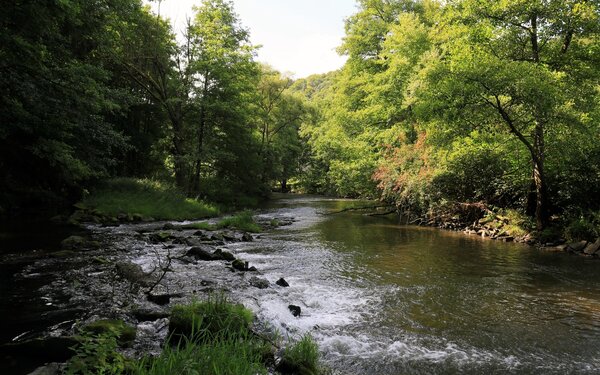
[27,362,63,375]
[276,278,289,287]
[248,266,258,272]
[132,307,170,321]
[60,235,86,250]
[288,305,301,317]
[132,213,143,222]
[149,232,173,243]
[583,238,600,255]
[115,262,154,286]
[241,232,254,242]
[232,259,247,271]
[162,223,176,230]
[567,240,588,253]
[212,249,235,261]
[186,246,215,261]
[248,276,269,289]
[147,293,171,305]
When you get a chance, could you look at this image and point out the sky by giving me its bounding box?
[147,0,358,78]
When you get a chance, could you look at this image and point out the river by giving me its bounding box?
[2,194,600,374]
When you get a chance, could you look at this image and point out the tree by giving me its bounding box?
[414,0,600,229]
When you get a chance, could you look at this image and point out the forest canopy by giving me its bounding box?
[1,0,598,236]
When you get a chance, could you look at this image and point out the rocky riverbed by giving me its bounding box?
[0,213,296,374]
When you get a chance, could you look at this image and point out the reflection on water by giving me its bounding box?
[250,195,600,374]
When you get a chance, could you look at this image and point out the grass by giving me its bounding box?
[278,334,320,375]
[134,294,272,375]
[168,294,254,343]
[65,295,323,375]
[215,210,261,233]
[183,211,262,233]
[133,333,268,375]
[82,178,219,221]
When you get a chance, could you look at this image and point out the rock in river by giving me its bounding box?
[248,276,269,289]
[288,305,301,317]
[186,246,215,261]
[276,278,289,287]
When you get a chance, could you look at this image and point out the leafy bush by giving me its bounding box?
[82,178,219,220]
[564,218,599,242]
[65,332,127,375]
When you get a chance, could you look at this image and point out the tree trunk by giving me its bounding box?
[281,179,288,193]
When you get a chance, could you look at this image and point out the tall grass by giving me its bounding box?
[133,335,267,375]
[168,294,254,343]
[215,210,261,233]
[82,178,219,220]
[278,334,320,375]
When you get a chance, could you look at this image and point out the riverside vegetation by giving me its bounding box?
[1,0,599,373]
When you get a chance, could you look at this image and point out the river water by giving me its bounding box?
[2,194,600,374]
[232,195,600,374]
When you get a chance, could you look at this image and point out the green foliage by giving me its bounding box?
[168,294,254,343]
[80,319,137,347]
[564,218,599,242]
[278,335,320,375]
[65,332,127,375]
[215,211,261,233]
[82,178,219,220]
[133,335,268,375]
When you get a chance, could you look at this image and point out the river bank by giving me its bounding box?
[0,209,319,374]
[3,195,600,374]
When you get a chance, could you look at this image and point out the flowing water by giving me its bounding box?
[2,194,600,374]
[231,195,600,374]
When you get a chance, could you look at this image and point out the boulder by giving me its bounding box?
[567,240,588,253]
[212,249,236,261]
[186,246,215,261]
[241,232,254,242]
[115,262,154,286]
[132,307,170,321]
[148,232,173,243]
[288,305,301,317]
[276,278,289,287]
[27,362,63,375]
[60,235,86,250]
[232,259,247,271]
[583,238,600,255]
[147,293,171,305]
[248,276,269,289]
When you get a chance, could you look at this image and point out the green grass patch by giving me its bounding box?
[82,178,219,221]
[168,294,254,343]
[278,334,320,375]
[215,210,261,233]
[133,334,268,375]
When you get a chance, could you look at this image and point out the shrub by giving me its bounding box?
[564,218,599,242]
[65,332,127,375]
[80,319,136,347]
